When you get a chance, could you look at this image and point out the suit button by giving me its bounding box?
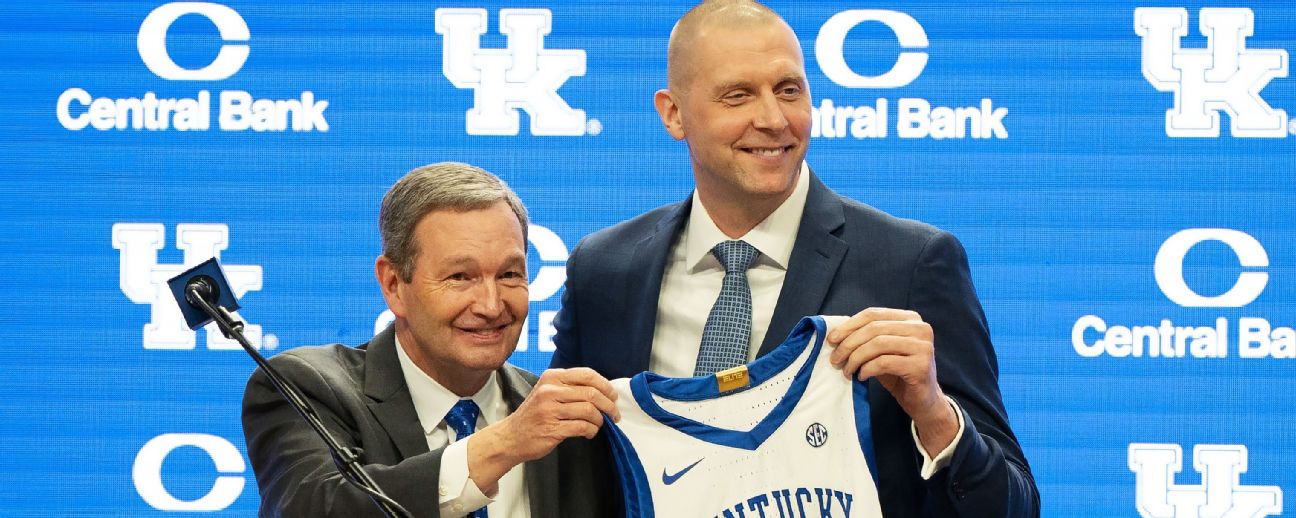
[452,503,463,512]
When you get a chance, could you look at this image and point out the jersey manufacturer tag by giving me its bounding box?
[715,365,749,392]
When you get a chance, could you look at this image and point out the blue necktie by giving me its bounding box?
[444,399,487,518]
[694,240,760,376]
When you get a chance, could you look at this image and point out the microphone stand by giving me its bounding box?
[186,287,411,518]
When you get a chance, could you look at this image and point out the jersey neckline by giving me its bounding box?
[628,315,827,451]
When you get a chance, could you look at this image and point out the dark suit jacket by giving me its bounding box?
[243,326,618,517]
[550,172,1039,517]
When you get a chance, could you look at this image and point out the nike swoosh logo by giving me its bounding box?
[662,457,704,485]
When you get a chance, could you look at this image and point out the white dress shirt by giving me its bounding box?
[648,161,963,478]
[395,335,530,517]
[650,163,810,377]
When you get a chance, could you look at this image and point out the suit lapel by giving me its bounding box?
[363,327,431,460]
[758,172,848,357]
[622,200,690,372]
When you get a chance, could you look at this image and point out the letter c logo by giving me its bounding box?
[815,10,928,88]
[133,433,246,511]
[1154,228,1268,307]
[138,2,249,80]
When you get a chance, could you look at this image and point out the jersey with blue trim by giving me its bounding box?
[604,315,882,518]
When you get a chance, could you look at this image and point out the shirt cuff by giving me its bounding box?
[437,438,494,515]
[910,395,965,480]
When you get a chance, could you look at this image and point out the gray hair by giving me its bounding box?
[379,162,529,282]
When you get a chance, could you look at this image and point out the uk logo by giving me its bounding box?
[112,223,266,350]
[435,8,589,136]
[1134,8,1289,138]
[1129,443,1283,518]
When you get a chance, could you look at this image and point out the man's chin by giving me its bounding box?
[741,174,800,200]
[739,158,801,183]
[446,348,511,373]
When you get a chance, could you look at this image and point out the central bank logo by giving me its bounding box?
[137,2,249,81]
[816,10,928,89]
[810,10,1007,140]
[134,433,245,511]
[1154,228,1268,308]
[1073,228,1295,360]
[435,8,591,136]
[57,2,328,132]
[1129,443,1282,517]
[1135,7,1290,138]
[112,223,271,350]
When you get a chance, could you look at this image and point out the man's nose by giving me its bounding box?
[751,93,790,131]
[470,280,504,318]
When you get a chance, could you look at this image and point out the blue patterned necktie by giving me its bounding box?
[694,240,761,376]
[444,399,487,518]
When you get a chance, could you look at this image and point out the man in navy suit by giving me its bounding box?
[550,1,1039,516]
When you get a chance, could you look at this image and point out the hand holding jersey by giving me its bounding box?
[826,307,961,457]
[466,367,620,494]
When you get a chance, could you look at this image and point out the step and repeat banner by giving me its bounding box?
[2,1,1292,516]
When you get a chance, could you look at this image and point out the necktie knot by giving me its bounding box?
[713,240,759,273]
[445,399,481,441]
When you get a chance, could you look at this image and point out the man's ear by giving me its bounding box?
[375,255,406,318]
[654,89,686,140]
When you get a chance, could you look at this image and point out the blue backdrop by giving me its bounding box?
[2,1,1293,516]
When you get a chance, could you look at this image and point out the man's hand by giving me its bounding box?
[826,308,958,456]
[466,368,620,493]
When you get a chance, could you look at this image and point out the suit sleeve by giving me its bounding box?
[241,352,442,517]
[909,231,1040,517]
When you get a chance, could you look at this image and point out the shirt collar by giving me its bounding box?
[684,161,810,272]
[394,332,502,436]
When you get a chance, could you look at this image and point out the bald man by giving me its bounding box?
[551,1,1039,516]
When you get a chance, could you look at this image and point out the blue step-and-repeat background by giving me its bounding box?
[2,1,1293,516]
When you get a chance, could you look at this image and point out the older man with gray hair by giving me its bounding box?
[243,162,620,517]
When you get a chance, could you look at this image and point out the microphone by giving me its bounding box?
[168,258,410,518]
[184,274,218,307]
[167,259,241,333]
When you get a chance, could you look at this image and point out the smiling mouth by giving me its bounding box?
[458,324,508,340]
[741,145,794,157]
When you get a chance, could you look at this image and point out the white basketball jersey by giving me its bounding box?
[605,316,883,517]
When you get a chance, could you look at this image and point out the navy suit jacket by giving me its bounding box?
[550,172,1039,517]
